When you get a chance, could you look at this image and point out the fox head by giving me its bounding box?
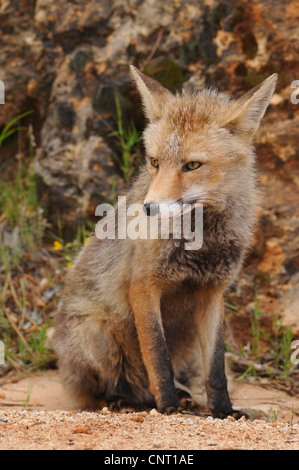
[130,65,277,215]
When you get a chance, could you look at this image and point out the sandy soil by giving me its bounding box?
[0,370,298,450]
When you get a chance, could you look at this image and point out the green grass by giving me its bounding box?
[24,380,32,409]
[0,112,93,377]
[0,112,47,273]
[109,95,143,183]
[0,110,33,147]
[18,325,56,371]
[0,244,22,277]
[236,363,257,383]
[261,314,294,382]
[229,297,295,385]
[224,301,238,312]
[0,157,47,256]
[250,296,264,356]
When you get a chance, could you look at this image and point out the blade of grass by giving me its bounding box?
[0,110,33,146]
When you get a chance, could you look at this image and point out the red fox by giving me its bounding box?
[53,66,277,418]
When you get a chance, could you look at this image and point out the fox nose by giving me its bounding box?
[143,203,159,217]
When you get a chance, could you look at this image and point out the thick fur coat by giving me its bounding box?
[53,67,277,417]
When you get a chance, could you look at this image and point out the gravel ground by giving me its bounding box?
[0,370,298,450]
[0,408,299,450]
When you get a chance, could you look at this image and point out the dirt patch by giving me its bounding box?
[0,370,298,450]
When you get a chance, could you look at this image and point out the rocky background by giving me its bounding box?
[0,0,298,339]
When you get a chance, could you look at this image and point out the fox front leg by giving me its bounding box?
[205,322,239,418]
[129,280,180,413]
[196,290,247,419]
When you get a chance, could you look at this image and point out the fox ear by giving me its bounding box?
[225,74,278,138]
[130,65,171,122]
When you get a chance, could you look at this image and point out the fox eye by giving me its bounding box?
[183,161,202,172]
[150,158,159,169]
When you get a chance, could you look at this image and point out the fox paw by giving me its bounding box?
[158,390,196,415]
[159,405,184,415]
[213,408,249,420]
[229,409,249,420]
[107,397,135,413]
[176,389,193,410]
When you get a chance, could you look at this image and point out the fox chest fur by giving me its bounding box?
[152,207,246,288]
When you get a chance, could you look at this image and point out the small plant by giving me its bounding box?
[250,297,264,356]
[18,324,56,371]
[24,381,32,409]
[272,409,278,422]
[233,297,295,386]
[0,110,33,147]
[261,314,294,382]
[236,363,257,382]
[0,157,47,257]
[224,301,238,312]
[0,243,22,276]
[109,96,142,183]
[0,112,46,264]
[0,111,54,376]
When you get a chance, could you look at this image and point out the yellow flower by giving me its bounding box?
[67,262,72,269]
[53,241,63,251]
[83,237,89,246]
